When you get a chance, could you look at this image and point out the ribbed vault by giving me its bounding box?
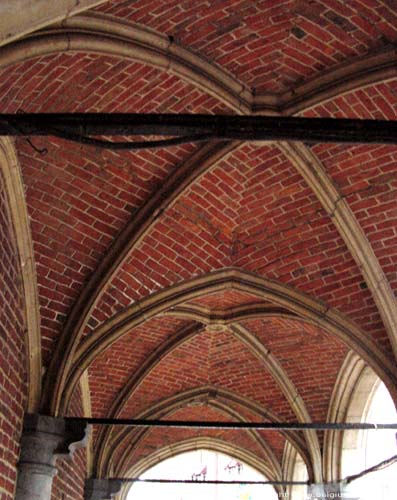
[1,3,397,495]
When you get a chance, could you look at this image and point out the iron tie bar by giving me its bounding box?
[113,478,309,485]
[2,113,397,144]
[66,417,397,430]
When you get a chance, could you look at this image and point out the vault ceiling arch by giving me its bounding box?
[4,13,391,417]
[0,4,397,499]
[0,15,395,468]
[102,401,278,478]
[0,137,41,411]
[115,402,283,484]
[61,269,397,420]
[92,316,321,480]
[2,14,397,115]
[99,386,309,482]
[94,388,309,479]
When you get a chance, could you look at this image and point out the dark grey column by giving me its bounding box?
[84,478,123,500]
[15,414,88,500]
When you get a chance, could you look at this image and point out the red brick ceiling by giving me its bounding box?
[95,0,397,93]
[2,0,397,486]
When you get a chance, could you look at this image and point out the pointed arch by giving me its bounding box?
[279,142,397,362]
[118,437,282,500]
[93,318,318,480]
[62,269,397,418]
[323,351,367,482]
[99,386,310,482]
[0,137,41,411]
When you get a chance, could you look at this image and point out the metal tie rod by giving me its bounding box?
[2,114,397,144]
[113,478,308,485]
[67,417,397,430]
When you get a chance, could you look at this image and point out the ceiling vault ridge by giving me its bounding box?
[230,323,322,482]
[279,142,397,361]
[60,268,397,419]
[2,12,397,115]
[0,137,41,412]
[94,321,313,478]
[9,9,393,431]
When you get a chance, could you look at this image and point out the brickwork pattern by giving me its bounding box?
[1,1,397,495]
[51,449,86,500]
[88,317,191,418]
[187,289,263,309]
[0,171,27,500]
[0,52,230,364]
[118,328,296,421]
[95,0,397,93]
[115,405,276,473]
[89,142,387,353]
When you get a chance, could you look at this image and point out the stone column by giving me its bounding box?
[84,478,123,500]
[15,414,88,500]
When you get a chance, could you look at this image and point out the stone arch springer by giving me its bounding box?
[326,354,384,482]
[323,351,368,483]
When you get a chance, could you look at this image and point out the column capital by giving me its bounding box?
[16,414,88,500]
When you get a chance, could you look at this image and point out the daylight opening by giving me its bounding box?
[126,449,279,500]
[341,379,397,499]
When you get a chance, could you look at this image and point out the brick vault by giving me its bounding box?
[0,1,397,499]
